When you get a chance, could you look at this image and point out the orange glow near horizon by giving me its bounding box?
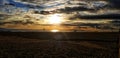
[51,29,59,32]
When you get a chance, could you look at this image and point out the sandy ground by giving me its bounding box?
[0,33,118,58]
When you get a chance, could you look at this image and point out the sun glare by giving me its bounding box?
[51,29,59,32]
[48,14,63,24]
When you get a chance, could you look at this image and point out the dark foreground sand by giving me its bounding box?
[0,32,119,58]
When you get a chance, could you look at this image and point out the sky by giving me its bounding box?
[0,0,120,32]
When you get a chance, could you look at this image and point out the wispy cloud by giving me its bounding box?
[0,0,119,31]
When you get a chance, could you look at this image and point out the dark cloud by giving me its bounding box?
[58,7,94,13]
[109,20,120,27]
[77,23,117,30]
[78,14,120,19]
[0,20,35,25]
[0,14,12,20]
[69,13,120,20]
[109,0,120,8]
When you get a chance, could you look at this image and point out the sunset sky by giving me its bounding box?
[0,0,120,32]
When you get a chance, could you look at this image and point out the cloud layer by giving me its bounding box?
[0,0,120,32]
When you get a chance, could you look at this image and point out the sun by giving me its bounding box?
[48,14,63,24]
[51,29,59,32]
